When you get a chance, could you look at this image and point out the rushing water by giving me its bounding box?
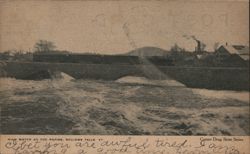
[0,77,249,135]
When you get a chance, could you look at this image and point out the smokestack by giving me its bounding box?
[183,35,205,53]
[196,40,201,53]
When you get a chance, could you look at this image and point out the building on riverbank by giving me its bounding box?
[215,44,249,61]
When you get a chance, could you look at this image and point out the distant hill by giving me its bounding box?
[126,46,169,57]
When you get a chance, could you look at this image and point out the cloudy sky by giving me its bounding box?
[0,0,249,54]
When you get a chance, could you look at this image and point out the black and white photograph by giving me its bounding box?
[0,0,249,137]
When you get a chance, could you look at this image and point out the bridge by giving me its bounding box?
[0,61,249,91]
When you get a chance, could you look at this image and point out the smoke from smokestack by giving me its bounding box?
[191,35,198,41]
[183,35,206,52]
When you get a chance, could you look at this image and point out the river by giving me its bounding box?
[0,77,249,135]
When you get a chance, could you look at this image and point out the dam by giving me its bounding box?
[0,61,249,91]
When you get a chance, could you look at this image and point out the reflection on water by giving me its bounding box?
[0,77,249,135]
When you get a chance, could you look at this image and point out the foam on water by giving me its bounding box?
[192,88,249,103]
[0,77,249,135]
[115,76,185,87]
[50,72,75,81]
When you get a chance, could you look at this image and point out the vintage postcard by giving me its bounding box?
[0,0,249,153]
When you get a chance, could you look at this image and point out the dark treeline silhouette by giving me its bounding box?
[1,40,249,67]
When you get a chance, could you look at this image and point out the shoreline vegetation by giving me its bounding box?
[0,46,249,67]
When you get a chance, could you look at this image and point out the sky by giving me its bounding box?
[0,0,249,54]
